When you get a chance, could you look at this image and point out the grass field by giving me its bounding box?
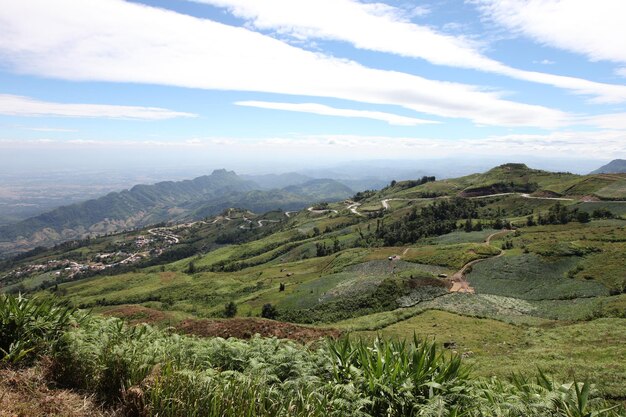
[401,243,501,269]
[354,310,626,399]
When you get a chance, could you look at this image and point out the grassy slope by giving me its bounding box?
[354,310,626,399]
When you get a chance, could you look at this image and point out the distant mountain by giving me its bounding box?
[188,179,353,220]
[242,172,312,189]
[0,170,255,253]
[283,179,353,201]
[0,173,355,256]
[590,159,626,174]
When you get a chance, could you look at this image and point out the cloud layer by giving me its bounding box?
[194,0,626,103]
[0,94,196,120]
[0,0,570,128]
[476,0,626,65]
[3,131,625,160]
[235,101,439,125]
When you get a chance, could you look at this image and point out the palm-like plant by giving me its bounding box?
[0,294,77,364]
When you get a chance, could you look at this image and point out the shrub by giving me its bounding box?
[224,301,237,318]
[261,303,278,319]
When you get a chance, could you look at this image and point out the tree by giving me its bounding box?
[261,303,278,319]
[526,215,536,227]
[223,301,237,318]
[333,237,341,253]
[464,219,473,233]
[279,283,285,292]
[592,208,613,219]
[577,211,591,223]
[187,261,196,274]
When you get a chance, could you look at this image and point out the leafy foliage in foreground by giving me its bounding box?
[51,316,622,416]
[0,294,77,364]
[1,295,620,417]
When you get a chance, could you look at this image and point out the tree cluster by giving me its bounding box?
[533,203,590,225]
[315,238,342,257]
[357,198,481,247]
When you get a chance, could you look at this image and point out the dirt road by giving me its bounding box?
[449,229,512,293]
[346,201,363,216]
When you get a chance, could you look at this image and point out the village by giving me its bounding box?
[0,226,183,290]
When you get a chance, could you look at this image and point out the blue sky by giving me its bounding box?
[1,0,626,173]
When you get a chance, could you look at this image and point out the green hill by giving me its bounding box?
[591,159,626,174]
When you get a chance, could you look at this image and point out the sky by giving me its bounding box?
[1,0,626,174]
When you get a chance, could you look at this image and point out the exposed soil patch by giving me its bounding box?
[581,195,601,202]
[102,305,168,325]
[0,365,117,417]
[176,317,343,343]
[531,190,563,198]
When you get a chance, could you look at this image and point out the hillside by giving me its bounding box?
[0,174,355,256]
[2,163,626,405]
[591,159,626,174]
[241,172,312,189]
[380,163,626,202]
[189,180,352,219]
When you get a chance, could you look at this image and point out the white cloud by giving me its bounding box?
[193,0,626,103]
[0,0,570,128]
[0,94,196,120]
[235,101,439,125]
[3,130,625,160]
[616,68,626,78]
[476,0,626,64]
[578,112,626,130]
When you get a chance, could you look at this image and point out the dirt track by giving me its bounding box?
[449,229,511,293]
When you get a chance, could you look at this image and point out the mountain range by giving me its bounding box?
[0,170,353,256]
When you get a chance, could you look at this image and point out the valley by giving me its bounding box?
[3,163,626,408]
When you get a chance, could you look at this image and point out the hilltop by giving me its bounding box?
[378,163,626,201]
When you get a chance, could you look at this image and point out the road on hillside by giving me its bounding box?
[470,192,574,201]
[449,229,512,293]
[346,201,363,216]
[307,206,339,214]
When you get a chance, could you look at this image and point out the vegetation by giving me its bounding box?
[0,294,78,364]
[2,163,626,413]
[0,294,622,416]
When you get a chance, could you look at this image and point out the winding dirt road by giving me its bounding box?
[449,229,512,293]
[381,198,432,210]
[346,201,363,216]
[307,206,339,214]
[470,192,574,201]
